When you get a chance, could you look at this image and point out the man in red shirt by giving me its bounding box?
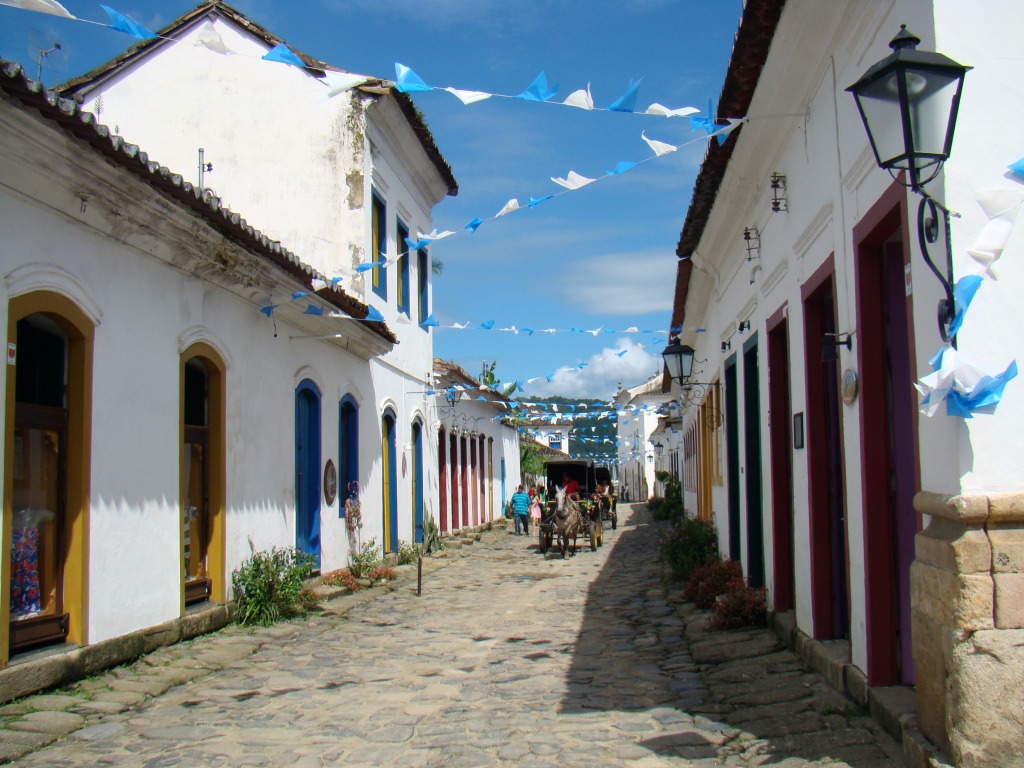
[561,472,580,500]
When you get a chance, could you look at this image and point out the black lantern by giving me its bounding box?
[846,25,970,191]
[847,25,970,342]
[654,442,665,458]
[444,387,463,407]
[661,339,695,384]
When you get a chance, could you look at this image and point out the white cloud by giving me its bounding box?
[522,338,660,400]
[554,247,677,316]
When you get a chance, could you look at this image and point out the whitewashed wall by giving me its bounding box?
[675,0,1024,678]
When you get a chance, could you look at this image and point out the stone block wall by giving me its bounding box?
[912,491,1024,768]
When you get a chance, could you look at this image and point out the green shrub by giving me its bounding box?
[397,540,419,565]
[232,540,316,627]
[348,538,382,578]
[422,515,445,555]
[660,516,719,581]
[684,558,741,608]
[711,579,768,630]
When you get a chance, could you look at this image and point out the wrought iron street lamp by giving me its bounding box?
[661,338,696,384]
[847,25,970,341]
[654,442,665,458]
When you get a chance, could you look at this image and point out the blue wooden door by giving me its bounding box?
[295,382,321,566]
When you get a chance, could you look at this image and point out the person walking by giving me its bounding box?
[510,485,531,535]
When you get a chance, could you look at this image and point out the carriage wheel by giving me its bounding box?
[595,518,603,547]
[589,523,597,551]
[611,511,617,530]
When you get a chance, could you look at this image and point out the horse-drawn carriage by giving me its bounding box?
[537,459,617,557]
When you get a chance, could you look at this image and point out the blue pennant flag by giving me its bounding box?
[303,304,324,316]
[394,63,432,93]
[259,304,278,317]
[419,313,439,328]
[949,275,984,337]
[1009,157,1024,177]
[947,361,1018,418]
[516,71,559,102]
[546,374,555,382]
[605,161,638,176]
[522,327,534,335]
[464,217,484,233]
[528,195,553,208]
[406,237,431,250]
[292,291,308,300]
[607,78,643,113]
[364,306,385,322]
[331,277,344,286]
[262,43,306,68]
[355,259,385,273]
[101,5,156,39]
[480,320,495,330]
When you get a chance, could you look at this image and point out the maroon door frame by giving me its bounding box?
[438,427,448,534]
[460,434,469,528]
[853,180,921,686]
[767,304,795,611]
[802,255,850,640]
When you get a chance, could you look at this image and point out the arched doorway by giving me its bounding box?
[382,409,398,553]
[411,419,424,544]
[295,380,321,567]
[4,293,93,661]
[181,344,226,607]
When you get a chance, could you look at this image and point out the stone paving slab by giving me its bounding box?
[0,508,903,766]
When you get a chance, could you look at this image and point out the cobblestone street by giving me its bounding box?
[0,505,902,767]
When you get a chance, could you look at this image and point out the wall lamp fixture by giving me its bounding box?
[847,25,970,342]
[770,172,788,212]
[743,227,761,261]
[822,332,853,362]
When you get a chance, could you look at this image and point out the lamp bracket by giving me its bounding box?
[915,191,957,343]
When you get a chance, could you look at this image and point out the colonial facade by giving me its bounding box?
[614,374,670,503]
[0,60,396,666]
[431,359,521,533]
[57,1,458,562]
[668,1,1023,765]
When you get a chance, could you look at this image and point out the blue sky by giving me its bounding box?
[0,0,742,399]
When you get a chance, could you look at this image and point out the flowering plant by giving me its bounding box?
[344,481,363,540]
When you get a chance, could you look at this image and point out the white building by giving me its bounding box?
[58,1,458,561]
[614,374,670,502]
[668,1,1024,764]
[431,359,521,532]
[521,419,573,456]
[0,60,397,665]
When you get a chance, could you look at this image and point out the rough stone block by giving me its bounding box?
[845,663,869,708]
[988,492,1024,523]
[993,573,1024,629]
[770,609,797,648]
[914,492,989,525]
[0,653,76,705]
[909,561,993,631]
[180,604,229,640]
[946,628,1024,768]
[868,685,916,742]
[915,518,991,574]
[809,639,849,692]
[74,632,145,676]
[988,525,1024,574]
[910,612,950,753]
[142,620,182,654]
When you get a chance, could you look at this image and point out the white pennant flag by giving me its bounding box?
[444,87,492,105]
[496,199,520,217]
[967,188,1024,279]
[551,171,596,190]
[416,228,455,241]
[194,21,232,55]
[0,0,74,17]
[562,83,594,110]
[324,71,371,97]
[645,103,699,118]
[642,130,677,156]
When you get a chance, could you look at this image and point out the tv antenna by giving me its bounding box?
[28,29,67,83]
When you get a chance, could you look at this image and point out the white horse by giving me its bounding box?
[553,486,585,558]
